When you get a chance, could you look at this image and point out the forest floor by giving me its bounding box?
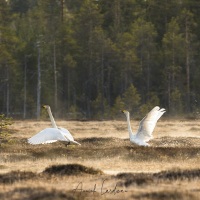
[0,119,200,200]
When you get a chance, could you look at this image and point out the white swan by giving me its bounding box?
[28,105,81,145]
[122,106,166,146]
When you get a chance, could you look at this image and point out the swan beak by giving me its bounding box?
[121,110,128,114]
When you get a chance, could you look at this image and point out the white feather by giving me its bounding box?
[27,105,81,145]
[28,128,67,145]
[122,106,166,146]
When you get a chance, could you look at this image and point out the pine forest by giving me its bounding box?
[1,0,200,119]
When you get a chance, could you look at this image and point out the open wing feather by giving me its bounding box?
[136,106,166,142]
[59,127,81,145]
[58,127,74,141]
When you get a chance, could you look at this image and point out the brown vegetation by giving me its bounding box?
[0,119,200,199]
[43,164,103,176]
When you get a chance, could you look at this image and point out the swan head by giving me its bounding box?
[42,105,50,109]
[121,110,130,116]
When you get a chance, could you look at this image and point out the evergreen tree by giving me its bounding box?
[0,0,200,118]
[129,18,158,98]
[122,84,141,113]
[162,17,184,112]
[0,0,20,116]
[177,9,197,112]
[111,96,125,117]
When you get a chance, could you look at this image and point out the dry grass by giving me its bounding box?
[0,119,200,199]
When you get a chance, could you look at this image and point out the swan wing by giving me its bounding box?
[136,106,166,141]
[28,128,66,145]
[58,127,81,145]
[58,127,74,141]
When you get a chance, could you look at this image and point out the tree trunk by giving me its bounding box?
[147,51,150,101]
[67,66,70,110]
[185,16,190,112]
[100,45,104,119]
[37,42,41,120]
[6,63,10,117]
[53,41,58,116]
[60,0,64,22]
[168,73,171,111]
[23,56,27,119]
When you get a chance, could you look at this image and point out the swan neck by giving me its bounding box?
[126,113,134,139]
[47,107,58,128]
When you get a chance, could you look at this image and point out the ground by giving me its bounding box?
[0,119,200,199]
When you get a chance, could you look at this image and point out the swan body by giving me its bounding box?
[28,105,81,145]
[122,106,166,146]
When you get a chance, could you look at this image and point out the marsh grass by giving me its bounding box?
[0,171,36,184]
[189,127,200,132]
[154,168,200,180]
[0,187,96,200]
[43,164,103,176]
[0,167,200,200]
[0,120,200,199]
[116,168,200,187]
[132,190,198,200]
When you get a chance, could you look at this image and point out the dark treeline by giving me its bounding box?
[1,0,200,119]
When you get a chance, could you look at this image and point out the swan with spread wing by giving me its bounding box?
[28,105,81,145]
[122,106,166,146]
